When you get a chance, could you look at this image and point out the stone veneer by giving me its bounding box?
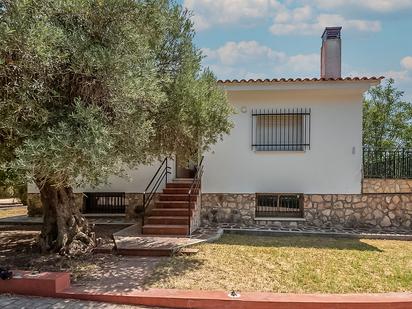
[201,193,412,230]
[27,192,144,219]
[27,193,84,217]
[363,178,412,194]
[190,194,203,234]
[305,194,411,229]
[201,194,256,225]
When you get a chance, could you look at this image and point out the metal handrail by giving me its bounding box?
[142,158,171,232]
[187,156,204,235]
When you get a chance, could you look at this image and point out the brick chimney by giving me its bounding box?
[321,27,342,79]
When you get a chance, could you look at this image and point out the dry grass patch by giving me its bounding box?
[147,234,412,293]
[0,206,27,218]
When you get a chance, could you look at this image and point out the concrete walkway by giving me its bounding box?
[0,199,23,208]
[72,256,165,293]
[0,295,168,308]
[217,224,412,240]
[0,215,134,226]
[113,224,222,254]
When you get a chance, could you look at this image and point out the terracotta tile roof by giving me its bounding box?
[217,76,385,84]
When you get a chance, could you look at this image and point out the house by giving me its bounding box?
[27,27,412,234]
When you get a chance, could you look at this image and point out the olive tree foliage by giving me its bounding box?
[0,0,232,253]
[363,78,412,150]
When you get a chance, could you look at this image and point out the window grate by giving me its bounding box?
[251,108,311,151]
[255,193,304,218]
[83,192,126,214]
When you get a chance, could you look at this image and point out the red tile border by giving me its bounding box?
[57,288,412,309]
[1,270,411,309]
[0,270,70,297]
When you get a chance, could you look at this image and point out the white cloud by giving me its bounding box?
[313,0,412,13]
[202,41,319,79]
[183,0,281,31]
[202,41,286,66]
[385,70,411,81]
[401,56,412,70]
[184,0,383,35]
[282,53,319,72]
[270,11,381,35]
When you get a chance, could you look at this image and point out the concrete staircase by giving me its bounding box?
[142,179,199,236]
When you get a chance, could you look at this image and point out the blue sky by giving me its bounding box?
[178,0,412,100]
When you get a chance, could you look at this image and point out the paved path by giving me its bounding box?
[113,224,222,252]
[218,224,412,240]
[0,295,169,308]
[0,215,133,226]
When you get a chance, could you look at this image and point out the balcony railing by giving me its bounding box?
[363,148,412,179]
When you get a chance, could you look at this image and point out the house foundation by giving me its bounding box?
[27,180,412,231]
[27,192,143,219]
[201,187,412,231]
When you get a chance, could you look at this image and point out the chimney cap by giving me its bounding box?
[322,27,342,41]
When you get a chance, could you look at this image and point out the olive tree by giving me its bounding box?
[0,0,232,254]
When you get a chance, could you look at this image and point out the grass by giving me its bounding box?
[147,234,412,293]
[0,206,27,218]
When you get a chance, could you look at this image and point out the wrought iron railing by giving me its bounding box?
[142,158,171,231]
[363,148,412,179]
[83,192,126,214]
[187,156,204,235]
[255,193,303,218]
[251,108,311,151]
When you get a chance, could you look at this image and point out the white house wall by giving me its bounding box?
[203,86,366,194]
[28,159,175,194]
[27,81,374,195]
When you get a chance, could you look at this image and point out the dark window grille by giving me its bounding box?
[83,192,126,214]
[255,193,304,218]
[363,148,412,179]
[251,108,311,151]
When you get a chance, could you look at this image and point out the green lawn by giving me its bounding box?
[146,234,412,293]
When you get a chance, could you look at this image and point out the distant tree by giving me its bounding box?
[363,78,412,150]
[0,0,232,254]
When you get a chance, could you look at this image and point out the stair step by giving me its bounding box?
[173,178,193,183]
[155,201,195,209]
[142,224,188,235]
[159,194,197,201]
[166,182,193,188]
[150,208,192,216]
[163,188,199,194]
[146,216,189,225]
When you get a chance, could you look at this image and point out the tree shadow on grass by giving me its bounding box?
[141,254,205,289]
[216,233,383,252]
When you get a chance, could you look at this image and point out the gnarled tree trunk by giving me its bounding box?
[37,181,95,255]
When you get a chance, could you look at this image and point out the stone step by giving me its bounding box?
[142,224,188,235]
[150,208,192,217]
[155,201,195,209]
[146,216,189,225]
[159,194,197,201]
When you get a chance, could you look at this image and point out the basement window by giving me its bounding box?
[251,108,311,151]
[255,193,304,218]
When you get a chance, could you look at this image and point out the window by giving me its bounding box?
[255,193,303,218]
[251,108,311,151]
